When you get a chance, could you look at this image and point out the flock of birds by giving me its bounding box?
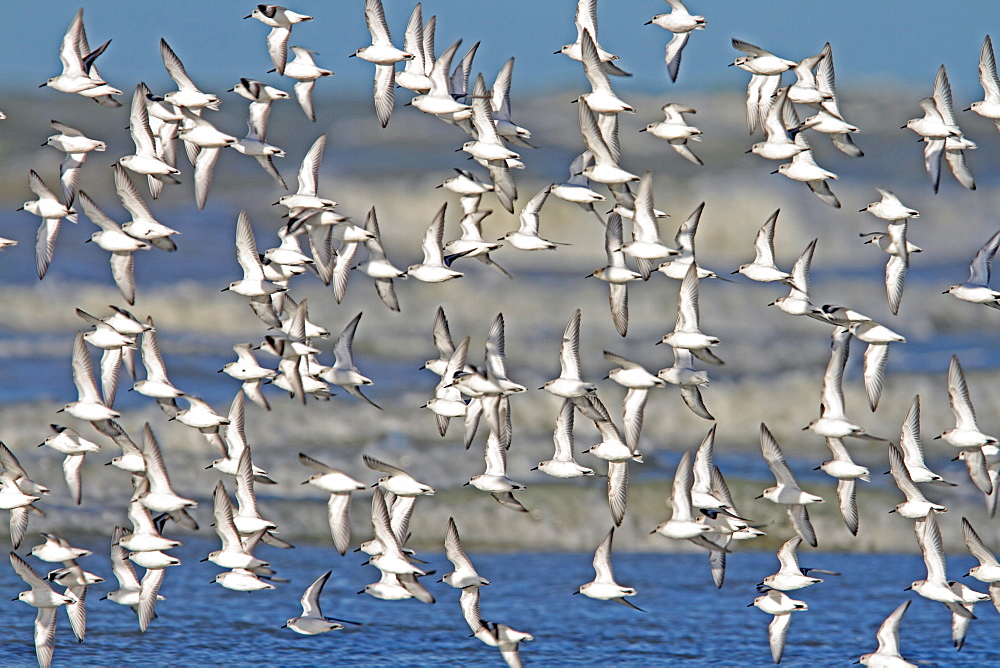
[4,0,1000,666]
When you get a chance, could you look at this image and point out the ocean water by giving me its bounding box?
[0,537,993,667]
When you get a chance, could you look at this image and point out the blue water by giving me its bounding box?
[0,537,993,666]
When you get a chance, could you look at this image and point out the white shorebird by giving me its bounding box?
[589,212,640,336]
[550,152,605,223]
[279,134,337,227]
[246,4,313,75]
[642,103,703,164]
[221,343,276,411]
[502,185,561,251]
[424,336,470,436]
[213,567,274,592]
[576,527,642,610]
[543,309,597,399]
[760,536,840,591]
[320,313,380,408]
[283,46,333,122]
[408,203,465,283]
[137,423,198,528]
[352,0,413,127]
[77,191,149,305]
[659,263,723,364]
[748,87,804,160]
[898,396,953,486]
[962,517,1000,611]
[774,133,841,208]
[578,29,633,115]
[907,510,974,620]
[887,443,948,519]
[354,207,405,312]
[658,203,727,281]
[605,351,666,452]
[786,50,827,105]
[223,211,284,327]
[579,99,638,185]
[468,429,528,513]
[40,424,99,505]
[622,172,677,277]
[364,454,434,497]
[945,228,1000,307]
[44,120,105,206]
[105,526,165,633]
[20,169,76,280]
[653,450,717,549]
[647,0,706,82]
[410,40,469,117]
[732,38,797,75]
[849,319,905,412]
[41,9,117,102]
[491,57,533,149]
[159,38,218,112]
[862,187,919,221]
[807,43,864,157]
[904,66,972,192]
[210,392,275,486]
[758,423,823,547]
[657,347,713,420]
[769,239,817,316]
[119,83,181,197]
[859,600,915,667]
[121,476,182,554]
[62,331,120,423]
[533,398,595,478]
[970,35,1000,129]
[751,589,808,664]
[284,571,354,635]
[395,3,434,92]
[367,488,425,577]
[206,480,270,574]
[818,436,869,535]
[441,517,490,588]
[462,73,518,212]
[805,327,879,442]
[299,452,364,555]
[11,551,76,668]
[558,0,628,71]
[735,209,794,285]
[938,355,997,452]
[460,585,534,667]
[935,356,995,494]
[113,163,179,251]
[861,219,918,316]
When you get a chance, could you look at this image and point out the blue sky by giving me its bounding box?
[9,1,1000,100]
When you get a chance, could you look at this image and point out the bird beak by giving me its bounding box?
[638,127,647,133]
[754,494,763,499]
[769,169,779,174]
[730,270,739,275]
